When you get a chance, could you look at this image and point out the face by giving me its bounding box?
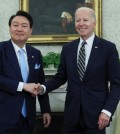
[75,8,96,40]
[9,16,32,47]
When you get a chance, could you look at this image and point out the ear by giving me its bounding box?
[94,19,96,26]
[30,28,33,34]
[29,28,33,37]
[9,27,12,36]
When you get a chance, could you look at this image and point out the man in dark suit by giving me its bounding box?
[39,7,120,134]
[0,11,51,134]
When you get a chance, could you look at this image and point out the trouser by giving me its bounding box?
[63,105,105,134]
[2,114,33,134]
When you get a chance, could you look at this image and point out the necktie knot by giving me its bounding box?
[19,48,24,55]
[81,41,87,47]
[80,41,87,52]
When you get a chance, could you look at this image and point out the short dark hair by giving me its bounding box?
[8,10,33,28]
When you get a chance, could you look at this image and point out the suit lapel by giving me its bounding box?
[5,40,22,79]
[73,39,80,70]
[26,46,36,82]
[70,38,83,79]
[84,36,102,79]
[70,39,81,78]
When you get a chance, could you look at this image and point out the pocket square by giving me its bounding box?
[34,63,40,69]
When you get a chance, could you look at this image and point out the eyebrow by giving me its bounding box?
[12,21,28,25]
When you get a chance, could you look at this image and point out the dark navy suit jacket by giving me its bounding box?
[45,36,120,128]
[0,40,51,132]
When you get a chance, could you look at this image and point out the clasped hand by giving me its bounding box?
[23,83,43,97]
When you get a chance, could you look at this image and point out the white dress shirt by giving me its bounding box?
[12,40,29,92]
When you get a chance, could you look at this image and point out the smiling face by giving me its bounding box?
[75,7,96,40]
[9,16,32,47]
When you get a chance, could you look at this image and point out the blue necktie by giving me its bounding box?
[19,48,28,117]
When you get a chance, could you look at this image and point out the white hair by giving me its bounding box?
[75,7,96,21]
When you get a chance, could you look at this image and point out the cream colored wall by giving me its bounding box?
[0,0,19,41]
[102,0,120,53]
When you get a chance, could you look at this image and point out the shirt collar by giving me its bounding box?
[11,40,27,53]
[80,33,95,45]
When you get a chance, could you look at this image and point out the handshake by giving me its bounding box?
[23,83,44,97]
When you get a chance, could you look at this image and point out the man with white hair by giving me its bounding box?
[40,7,120,134]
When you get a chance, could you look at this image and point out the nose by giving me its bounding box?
[76,20,84,27]
[79,20,84,26]
[17,25,23,31]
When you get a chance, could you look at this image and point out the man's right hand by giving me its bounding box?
[23,83,41,96]
[37,84,45,95]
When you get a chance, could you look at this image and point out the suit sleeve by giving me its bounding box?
[37,51,51,114]
[0,44,19,94]
[44,46,67,93]
[104,44,120,114]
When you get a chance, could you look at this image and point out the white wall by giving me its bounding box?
[102,0,120,52]
[0,0,19,41]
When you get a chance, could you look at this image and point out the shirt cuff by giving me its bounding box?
[17,82,24,92]
[102,109,112,117]
[40,85,46,95]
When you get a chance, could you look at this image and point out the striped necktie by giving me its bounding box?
[77,41,87,81]
[19,48,28,117]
